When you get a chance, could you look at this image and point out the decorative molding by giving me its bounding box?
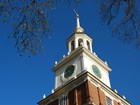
[53,47,111,72]
[38,71,130,105]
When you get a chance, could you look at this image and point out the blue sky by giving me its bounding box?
[0,1,140,105]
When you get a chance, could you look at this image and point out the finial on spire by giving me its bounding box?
[73,9,84,33]
[74,9,80,27]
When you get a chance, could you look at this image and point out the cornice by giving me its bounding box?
[38,71,131,105]
[53,47,111,72]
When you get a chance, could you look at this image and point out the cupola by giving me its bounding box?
[67,10,93,54]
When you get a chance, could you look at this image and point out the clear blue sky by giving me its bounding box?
[0,1,139,105]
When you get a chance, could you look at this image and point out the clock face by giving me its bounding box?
[92,65,102,79]
[64,65,75,78]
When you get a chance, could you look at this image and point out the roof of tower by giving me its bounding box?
[74,10,84,33]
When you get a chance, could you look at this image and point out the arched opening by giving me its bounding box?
[78,39,83,47]
[71,40,75,51]
[87,41,90,50]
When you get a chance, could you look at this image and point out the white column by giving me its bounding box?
[75,38,78,49]
[68,41,71,53]
[90,41,93,53]
[83,38,87,48]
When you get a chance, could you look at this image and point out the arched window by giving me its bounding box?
[71,40,75,51]
[87,41,90,50]
[78,39,83,47]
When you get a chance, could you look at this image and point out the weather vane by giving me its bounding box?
[74,9,79,18]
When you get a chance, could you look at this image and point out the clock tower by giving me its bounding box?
[38,11,131,105]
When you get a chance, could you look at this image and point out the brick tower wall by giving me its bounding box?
[68,80,107,105]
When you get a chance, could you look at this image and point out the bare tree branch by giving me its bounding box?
[0,0,140,56]
[100,0,140,48]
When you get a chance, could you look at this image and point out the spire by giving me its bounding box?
[74,10,84,33]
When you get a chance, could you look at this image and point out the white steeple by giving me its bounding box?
[74,10,84,33]
[53,11,112,90]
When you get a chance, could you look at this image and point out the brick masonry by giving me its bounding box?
[68,80,107,105]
